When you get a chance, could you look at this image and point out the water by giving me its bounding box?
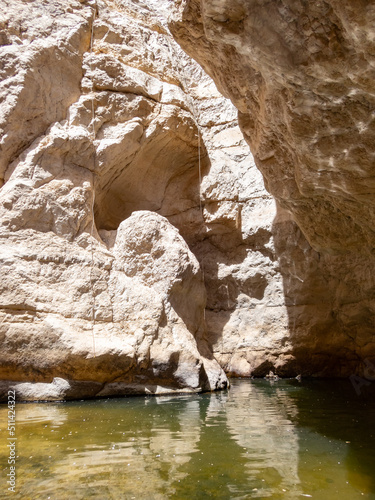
[1,379,375,499]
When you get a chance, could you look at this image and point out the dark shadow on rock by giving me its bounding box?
[191,221,271,372]
[94,111,211,233]
[272,203,375,377]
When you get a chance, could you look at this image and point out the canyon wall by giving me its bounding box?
[0,0,291,400]
[0,0,228,399]
[170,0,375,377]
[1,0,373,401]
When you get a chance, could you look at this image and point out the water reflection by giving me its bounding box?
[13,404,68,427]
[288,379,375,498]
[1,380,375,499]
[225,382,301,498]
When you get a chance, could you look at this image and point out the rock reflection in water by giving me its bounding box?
[224,381,302,498]
[13,403,68,427]
[1,380,375,499]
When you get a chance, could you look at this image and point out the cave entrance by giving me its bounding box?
[93,112,209,244]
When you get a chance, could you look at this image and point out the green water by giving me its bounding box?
[1,379,375,499]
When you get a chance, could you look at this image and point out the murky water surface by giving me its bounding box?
[1,379,375,499]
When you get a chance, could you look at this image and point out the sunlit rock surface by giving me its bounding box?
[170,0,375,376]
[2,0,374,399]
[0,0,233,399]
[1,0,304,397]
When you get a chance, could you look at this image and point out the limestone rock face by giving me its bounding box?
[0,0,233,400]
[0,0,92,187]
[170,0,375,376]
[2,0,373,400]
[2,0,290,395]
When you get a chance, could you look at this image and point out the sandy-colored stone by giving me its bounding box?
[0,0,93,187]
[1,0,282,397]
[0,0,234,400]
[169,0,375,376]
[2,0,373,399]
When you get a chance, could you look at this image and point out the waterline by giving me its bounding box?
[1,379,375,499]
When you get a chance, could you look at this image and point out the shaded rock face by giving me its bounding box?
[170,0,375,376]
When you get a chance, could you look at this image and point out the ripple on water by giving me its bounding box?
[1,379,375,499]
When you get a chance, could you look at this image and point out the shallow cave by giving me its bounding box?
[93,116,210,243]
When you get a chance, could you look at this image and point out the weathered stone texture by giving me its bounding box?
[169,0,375,376]
[2,0,374,401]
[0,0,236,399]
